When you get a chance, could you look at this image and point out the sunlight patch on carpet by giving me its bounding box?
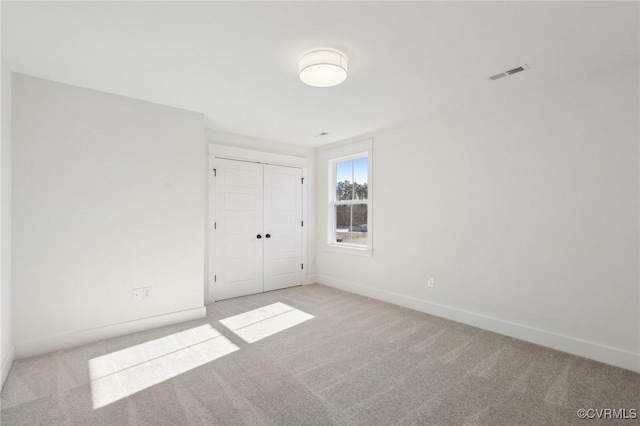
[89,324,238,409]
[219,302,314,343]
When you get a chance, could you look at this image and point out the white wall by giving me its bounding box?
[317,66,640,372]
[1,58,14,387]
[12,74,206,357]
[206,129,315,159]
[205,129,318,297]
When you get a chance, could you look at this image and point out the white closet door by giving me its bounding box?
[215,159,264,301]
[263,164,302,292]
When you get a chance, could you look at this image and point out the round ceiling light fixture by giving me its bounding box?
[298,48,348,88]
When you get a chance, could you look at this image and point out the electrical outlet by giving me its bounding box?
[143,287,151,299]
[132,288,143,302]
[427,278,435,288]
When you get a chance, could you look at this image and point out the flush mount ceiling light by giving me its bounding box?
[299,49,348,87]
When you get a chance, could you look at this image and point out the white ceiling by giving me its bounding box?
[2,2,638,147]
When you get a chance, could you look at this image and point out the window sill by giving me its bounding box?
[325,244,373,257]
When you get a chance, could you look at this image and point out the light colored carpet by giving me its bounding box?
[1,284,638,425]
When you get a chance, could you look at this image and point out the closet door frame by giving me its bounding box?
[207,145,309,304]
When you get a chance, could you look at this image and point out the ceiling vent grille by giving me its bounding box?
[489,64,529,81]
[506,66,525,75]
[489,73,507,81]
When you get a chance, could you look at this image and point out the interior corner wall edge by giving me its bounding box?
[12,74,206,356]
[1,58,14,388]
[316,65,640,373]
[1,346,14,390]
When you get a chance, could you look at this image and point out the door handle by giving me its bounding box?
[265,234,271,239]
[257,234,262,239]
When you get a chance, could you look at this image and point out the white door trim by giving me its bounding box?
[207,144,309,304]
[209,145,308,168]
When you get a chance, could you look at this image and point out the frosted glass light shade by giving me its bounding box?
[299,49,348,87]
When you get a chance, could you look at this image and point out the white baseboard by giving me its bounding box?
[14,307,207,359]
[204,276,318,305]
[317,275,640,373]
[1,346,15,390]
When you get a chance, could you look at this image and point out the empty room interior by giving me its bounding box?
[1,1,639,425]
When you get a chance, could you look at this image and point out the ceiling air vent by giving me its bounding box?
[489,73,507,81]
[489,64,530,81]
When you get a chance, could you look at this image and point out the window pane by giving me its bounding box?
[350,204,368,246]
[353,158,368,200]
[336,160,353,201]
[335,204,350,243]
[334,204,367,246]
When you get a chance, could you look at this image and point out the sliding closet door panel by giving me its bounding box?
[215,159,263,301]
[263,165,302,292]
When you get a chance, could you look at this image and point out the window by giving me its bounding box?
[325,140,372,254]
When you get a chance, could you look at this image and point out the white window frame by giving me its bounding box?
[324,139,373,256]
